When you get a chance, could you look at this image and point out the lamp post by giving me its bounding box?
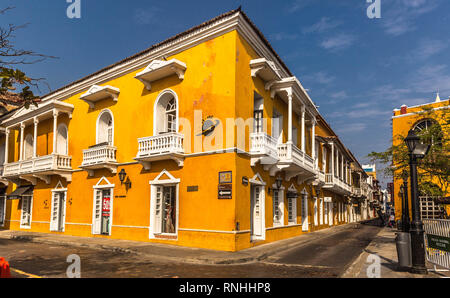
[404,129,430,274]
[400,171,410,233]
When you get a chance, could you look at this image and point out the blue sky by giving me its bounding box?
[2,0,450,187]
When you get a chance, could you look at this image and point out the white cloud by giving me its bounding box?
[134,7,160,25]
[381,0,441,36]
[269,32,299,41]
[320,34,356,51]
[289,0,314,13]
[330,90,348,99]
[302,17,342,34]
[302,71,336,85]
[336,123,368,133]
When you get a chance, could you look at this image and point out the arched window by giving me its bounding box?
[24,134,33,160]
[97,110,114,146]
[154,90,178,135]
[413,118,442,145]
[57,124,68,155]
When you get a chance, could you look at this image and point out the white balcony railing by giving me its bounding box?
[81,144,117,167]
[324,174,352,193]
[3,154,72,177]
[278,143,315,172]
[250,132,278,161]
[137,132,184,158]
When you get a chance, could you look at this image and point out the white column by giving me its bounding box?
[335,150,339,177]
[4,128,9,164]
[52,110,58,154]
[301,106,305,152]
[331,142,334,177]
[33,118,39,158]
[288,91,293,144]
[19,123,25,161]
[311,118,316,160]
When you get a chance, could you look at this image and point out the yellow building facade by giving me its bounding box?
[0,9,372,251]
[392,96,450,221]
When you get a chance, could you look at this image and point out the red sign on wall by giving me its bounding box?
[102,197,111,216]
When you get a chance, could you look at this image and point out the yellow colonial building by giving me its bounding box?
[0,9,373,251]
[392,95,450,221]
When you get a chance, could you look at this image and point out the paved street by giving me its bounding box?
[1,222,382,278]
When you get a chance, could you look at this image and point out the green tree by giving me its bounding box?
[368,107,450,197]
[0,7,54,108]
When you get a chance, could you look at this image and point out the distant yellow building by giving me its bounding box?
[392,94,450,221]
[0,9,373,251]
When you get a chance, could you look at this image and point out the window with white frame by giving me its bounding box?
[324,202,328,225]
[24,134,33,160]
[288,195,297,224]
[50,190,66,232]
[92,177,114,235]
[254,92,264,133]
[20,195,33,228]
[57,123,69,155]
[97,110,114,146]
[273,189,284,227]
[319,198,323,225]
[322,147,327,173]
[301,190,309,231]
[150,170,180,238]
[154,90,179,135]
[314,197,318,226]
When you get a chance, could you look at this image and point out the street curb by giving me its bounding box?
[340,227,385,278]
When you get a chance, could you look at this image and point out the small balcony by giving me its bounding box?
[273,142,316,180]
[324,174,352,195]
[80,143,118,176]
[352,187,363,197]
[250,132,278,166]
[135,132,184,170]
[2,154,72,184]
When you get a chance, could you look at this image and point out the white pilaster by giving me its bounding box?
[301,106,305,152]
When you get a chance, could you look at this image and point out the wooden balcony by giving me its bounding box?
[80,143,118,176]
[135,132,184,170]
[2,154,72,184]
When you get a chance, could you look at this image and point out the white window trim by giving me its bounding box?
[20,195,33,229]
[314,197,318,226]
[50,185,68,232]
[153,89,179,136]
[250,173,266,241]
[96,109,114,146]
[287,184,298,225]
[319,198,324,225]
[272,184,285,228]
[0,195,6,227]
[91,177,115,235]
[301,188,309,232]
[56,123,69,155]
[149,169,180,239]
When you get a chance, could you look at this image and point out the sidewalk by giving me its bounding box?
[342,227,450,278]
[0,223,363,265]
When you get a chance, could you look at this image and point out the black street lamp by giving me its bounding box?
[404,129,431,274]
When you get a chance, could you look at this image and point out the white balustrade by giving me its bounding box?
[250,132,278,159]
[3,154,72,177]
[137,133,184,157]
[277,142,315,172]
[82,145,117,166]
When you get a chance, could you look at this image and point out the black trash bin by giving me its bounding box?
[395,232,412,271]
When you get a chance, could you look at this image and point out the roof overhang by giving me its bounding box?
[1,100,74,129]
